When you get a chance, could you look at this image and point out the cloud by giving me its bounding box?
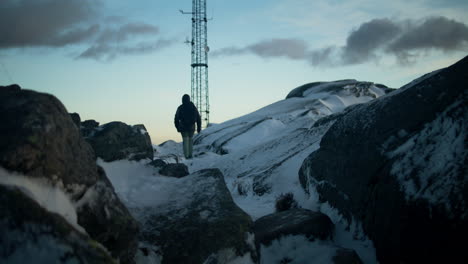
[386,16,468,63]
[78,38,176,61]
[342,18,401,64]
[212,38,308,60]
[0,0,173,60]
[0,0,97,47]
[96,23,160,44]
[213,16,468,67]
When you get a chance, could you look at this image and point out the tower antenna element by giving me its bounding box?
[181,0,210,127]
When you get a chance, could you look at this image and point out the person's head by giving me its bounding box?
[182,94,190,104]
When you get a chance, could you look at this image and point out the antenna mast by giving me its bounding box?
[181,0,210,127]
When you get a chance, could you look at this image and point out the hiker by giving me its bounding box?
[174,94,201,159]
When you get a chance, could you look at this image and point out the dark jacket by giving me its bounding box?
[174,96,201,133]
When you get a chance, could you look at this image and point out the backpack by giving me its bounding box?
[179,103,197,129]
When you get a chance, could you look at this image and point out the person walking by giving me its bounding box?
[174,94,201,159]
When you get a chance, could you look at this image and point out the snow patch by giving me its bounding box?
[0,168,85,234]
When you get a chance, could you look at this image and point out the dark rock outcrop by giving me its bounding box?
[0,85,139,264]
[69,112,81,129]
[81,119,100,138]
[139,169,256,264]
[84,121,153,162]
[159,163,189,178]
[299,56,468,263]
[332,248,363,264]
[148,159,167,168]
[253,209,334,248]
[0,185,115,264]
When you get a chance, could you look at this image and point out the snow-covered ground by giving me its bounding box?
[100,80,389,264]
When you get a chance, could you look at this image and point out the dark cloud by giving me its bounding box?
[96,23,160,44]
[0,0,97,47]
[387,16,468,63]
[78,38,176,61]
[342,18,401,64]
[248,38,308,60]
[307,47,338,66]
[213,16,468,67]
[211,38,308,60]
[0,0,173,60]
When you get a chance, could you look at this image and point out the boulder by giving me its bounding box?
[253,209,334,248]
[158,163,189,177]
[0,184,115,264]
[85,121,153,162]
[69,112,81,129]
[139,169,256,264]
[148,159,167,168]
[81,119,100,138]
[299,56,468,263]
[332,248,363,264]
[0,85,139,264]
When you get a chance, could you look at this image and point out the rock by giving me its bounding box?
[82,119,100,129]
[1,83,21,91]
[81,119,100,137]
[69,112,81,128]
[85,121,153,162]
[158,163,189,177]
[253,209,334,248]
[274,192,299,212]
[139,169,256,264]
[0,86,98,187]
[299,56,468,263]
[0,184,115,264]
[148,159,167,168]
[332,248,363,264]
[0,85,139,264]
[76,166,140,264]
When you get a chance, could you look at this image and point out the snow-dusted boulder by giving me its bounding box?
[253,209,363,263]
[299,56,468,263]
[158,163,189,178]
[84,121,153,162]
[0,85,139,264]
[148,158,167,168]
[138,168,256,264]
[254,209,334,246]
[0,184,115,264]
[81,119,100,137]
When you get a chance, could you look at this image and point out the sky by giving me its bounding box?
[1,0,467,144]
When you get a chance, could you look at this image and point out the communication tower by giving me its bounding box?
[181,0,210,127]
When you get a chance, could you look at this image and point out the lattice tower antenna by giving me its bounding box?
[180,0,210,127]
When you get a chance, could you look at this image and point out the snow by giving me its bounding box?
[0,167,85,234]
[97,158,178,210]
[319,202,378,264]
[98,81,390,264]
[387,96,467,215]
